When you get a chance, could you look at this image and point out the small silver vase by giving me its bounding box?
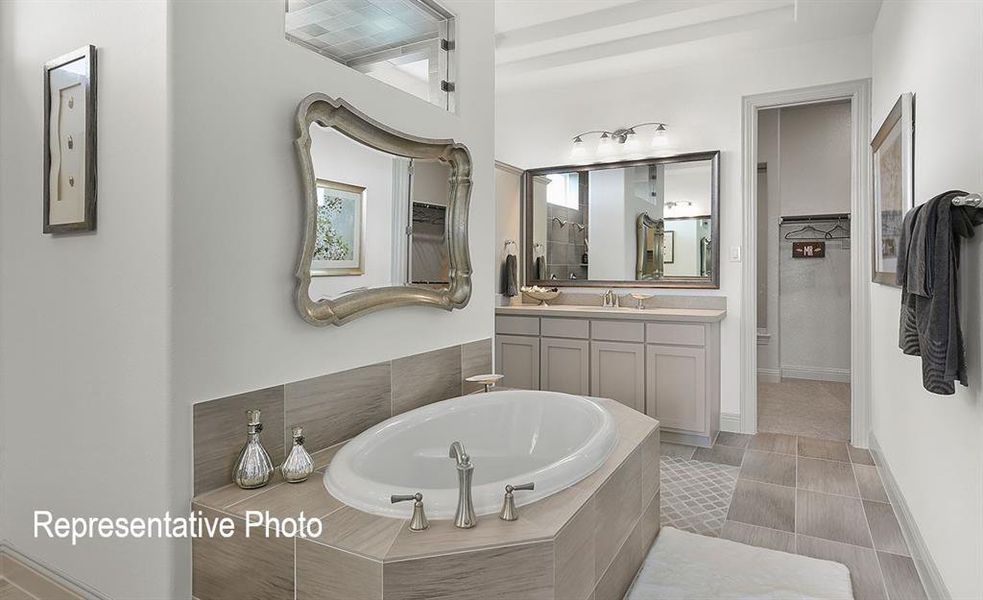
[282,426,315,483]
[232,409,274,489]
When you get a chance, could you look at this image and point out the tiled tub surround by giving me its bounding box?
[192,339,492,496]
[192,400,660,600]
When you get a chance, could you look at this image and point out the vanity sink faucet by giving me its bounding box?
[602,289,620,308]
[448,441,476,528]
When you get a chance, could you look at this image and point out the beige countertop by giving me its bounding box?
[496,304,727,323]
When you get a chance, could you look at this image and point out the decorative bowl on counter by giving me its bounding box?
[629,293,652,309]
[521,285,561,306]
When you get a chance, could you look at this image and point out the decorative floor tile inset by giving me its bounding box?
[660,455,739,537]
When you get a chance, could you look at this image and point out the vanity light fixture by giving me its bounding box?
[569,122,670,157]
[665,200,693,210]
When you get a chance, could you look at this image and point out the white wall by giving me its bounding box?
[0,1,174,598]
[496,34,872,415]
[778,101,852,216]
[870,2,983,597]
[757,109,781,373]
[662,161,713,218]
[170,1,494,594]
[494,164,522,302]
[764,102,852,378]
[588,169,630,280]
[663,219,699,277]
[1,0,494,597]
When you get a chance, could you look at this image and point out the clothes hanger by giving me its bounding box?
[823,222,850,240]
[784,224,829,240]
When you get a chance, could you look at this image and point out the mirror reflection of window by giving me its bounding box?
[546,173,579,209]
[285,0,456,111]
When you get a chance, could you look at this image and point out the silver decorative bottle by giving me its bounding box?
[281,426,315,483]
[232,409,274,489]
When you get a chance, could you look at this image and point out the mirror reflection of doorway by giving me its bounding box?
[409,202,449,286]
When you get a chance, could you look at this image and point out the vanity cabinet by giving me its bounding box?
[541,337,590,395]
[496,334,541,390]
[646,344,706,433]
[591,341,645,412]
[496,309,723,447]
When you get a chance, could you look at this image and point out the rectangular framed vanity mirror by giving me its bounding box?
[523,150,720,289]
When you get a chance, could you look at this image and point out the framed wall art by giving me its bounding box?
[663,230,675,264]
[312,179,365,276]
[871,92,913,286]
[44,45,97,233]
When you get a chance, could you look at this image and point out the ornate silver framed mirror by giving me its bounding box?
[294,94,472,326]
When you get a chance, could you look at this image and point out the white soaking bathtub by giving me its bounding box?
[323,390,618,519]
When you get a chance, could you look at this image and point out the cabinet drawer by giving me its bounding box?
[496,315,540,336]
[541,317,589,339]
[645,322,705,346]
[591,320,644,343]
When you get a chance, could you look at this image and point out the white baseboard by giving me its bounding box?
[0,543,109,600]
[719,412,742,433]
[780,365,851,383]
[757,368,781,383]
[868,434,950,600]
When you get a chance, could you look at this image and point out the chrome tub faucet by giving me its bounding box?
[448,441,476,528]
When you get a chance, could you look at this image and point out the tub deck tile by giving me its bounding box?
[385,513,553,561]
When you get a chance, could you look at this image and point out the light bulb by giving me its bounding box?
[570,136,587,159]
[651,124,669,148]
[597,133,613,155]
[624,131,641,153]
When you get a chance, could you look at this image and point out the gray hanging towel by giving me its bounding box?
[897,190,982,394]
[535,256,547,280]
[502,253,518,297]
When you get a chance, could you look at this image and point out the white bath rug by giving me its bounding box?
[627,527,854,600]
[659,455,739,537]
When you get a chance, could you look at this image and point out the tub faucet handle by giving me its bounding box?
[500,482,535,522]
[391,492,429,532]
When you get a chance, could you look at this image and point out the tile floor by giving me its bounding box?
[758,379,851,441]
[660,455,738,536]
[0,579,35,600]
[661,432,927,600]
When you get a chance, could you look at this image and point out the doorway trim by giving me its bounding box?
[740,79,872,447]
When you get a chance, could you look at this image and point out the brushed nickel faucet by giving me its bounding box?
[391,492,429,532]
[448,441,476,528]
[499,482,535,521]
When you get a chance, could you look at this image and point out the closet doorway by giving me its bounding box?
[756,101,852,441]
[740,80,872,447]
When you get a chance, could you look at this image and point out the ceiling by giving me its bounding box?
[495,0,882,91]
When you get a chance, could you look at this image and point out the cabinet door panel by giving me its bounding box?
[590,341,645,412]
[541,337,589,395]
[496,335,540,390]
[646,344,706,433]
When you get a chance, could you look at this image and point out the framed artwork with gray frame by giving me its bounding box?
[870,92,913,286]
[663,230,675,264]
[43,45,97,233]
[312,178,366,276]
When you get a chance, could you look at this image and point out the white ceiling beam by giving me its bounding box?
[496,0,719,49]
[496,3,795,75]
